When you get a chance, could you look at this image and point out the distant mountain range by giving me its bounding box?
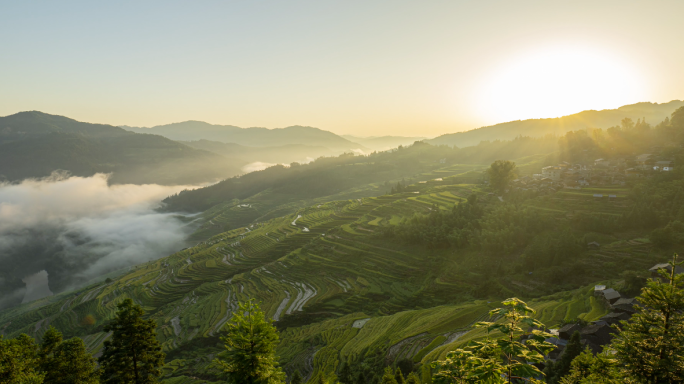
[122,121,368,152]
[341,135,428,151]
[428,100,684,148]
[182,140,334,165]
[0,111,242,185]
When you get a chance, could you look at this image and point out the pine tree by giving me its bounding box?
[214,299,285,384]
[610,254,684,383]
[559,349,620,384]
[39,326,99,384]
[356,372,366,384]
[290,370,302,384]
[420,365,431,384]
[339,364,353,384]
[394,367,405,384]
[0,334,44,384]
[99,298,166,384]
[381,367,398,384]
[545,331,582,384]
[405,372,421,384]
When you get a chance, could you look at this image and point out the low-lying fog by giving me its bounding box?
[0,172,198,309]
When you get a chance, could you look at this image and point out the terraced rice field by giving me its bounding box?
[0,172,652,383]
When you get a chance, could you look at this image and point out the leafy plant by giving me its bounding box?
[432,298,556,383]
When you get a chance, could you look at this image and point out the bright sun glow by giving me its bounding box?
[475,47,647,124]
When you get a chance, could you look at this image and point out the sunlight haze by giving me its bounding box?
[2,0,682,136]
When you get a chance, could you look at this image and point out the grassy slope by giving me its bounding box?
[0,163,664,383]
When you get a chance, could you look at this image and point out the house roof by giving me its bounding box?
[601,288,621,301]
[580,323,616,346]
[649,263,684,274]
[612,297,637,306]
[601,312,630,320]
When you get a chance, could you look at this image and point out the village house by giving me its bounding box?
[635,153,652,170]
[653,160,673,171]
[541,166,563,181]
[611,297,639,314]
[649,263,684,279]
[597,287,621,305]
[594,158,610,167]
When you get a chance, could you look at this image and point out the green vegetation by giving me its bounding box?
[39,326,99,384]
[2,107,684,383]
[432,298,555,383]
[215,300,284,383]
[100,299,166,384]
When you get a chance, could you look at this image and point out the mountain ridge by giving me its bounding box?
[428,100,684,147]
[0,111,243,185]
[123,121,368,151]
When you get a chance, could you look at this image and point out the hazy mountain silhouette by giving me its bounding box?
[122,121,368,152]
[341,135,428,151]
[182,140,334,165]
[429,100,684,147]
[0,111,243,185]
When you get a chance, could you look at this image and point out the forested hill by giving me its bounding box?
[429,100,684,148]
[0,111,243,185]
[161,137,558,214]
[123,121,367,152]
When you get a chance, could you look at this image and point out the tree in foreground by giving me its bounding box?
[432,298,555,383]
[395,367,405,384]
[487,160,517,195]
[381,367,398,384]
[99,298,166,384]
[289,370,302,384]
[609,254,684,383]
[558,349,620,384]
[39,326,99,384]
[0,334,43,384]
[338,364,353,384]
[214,299,284,384]
[405,372,421,384]
[544,331,582,384]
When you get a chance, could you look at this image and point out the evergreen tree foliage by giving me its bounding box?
[432,298,555,383]
[405,372,421,384]
[487,160,517,194]
[339,364,353,384]
[395,358,413,378]
[558,349,620,384]
[290,370,302,384]
[610,255,684,383]
[356,372,366,384]
[99,298,166,384]
[0,334,43,384]
[394,367,405,384]
[544,331,582,384]
[214,299,285,384]
[381,367,398,384]
[39,326,99,384]
[420,365,432,384]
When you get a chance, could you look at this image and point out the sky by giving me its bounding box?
[1,0,683,137]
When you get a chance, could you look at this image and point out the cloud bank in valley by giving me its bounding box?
[0,173,197,307]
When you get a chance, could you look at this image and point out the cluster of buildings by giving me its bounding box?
[509,153,675,192]
[543,262,684,362]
